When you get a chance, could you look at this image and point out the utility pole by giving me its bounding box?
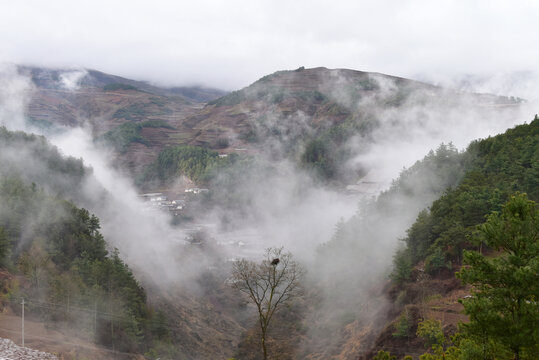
[21,298,25,348]
[109,280,114,351]
[94,300,97,337]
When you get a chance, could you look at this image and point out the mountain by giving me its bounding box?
[21,66,227,103]
[3,65,536,359]
[20,66,219,173]
[22,66,523,185]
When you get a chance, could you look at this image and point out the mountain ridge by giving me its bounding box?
[21,64,524,186]
[19,65,228,103]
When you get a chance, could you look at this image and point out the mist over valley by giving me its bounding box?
[0,59,537,359]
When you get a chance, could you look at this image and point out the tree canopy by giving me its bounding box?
[457,193,539,360]
[396,117,538,276]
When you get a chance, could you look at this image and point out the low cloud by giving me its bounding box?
[1,62,537,358]
[2,1,539,90]
[59,69,87,90]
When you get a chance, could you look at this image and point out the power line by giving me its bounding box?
[0,326,136,357]
[0,296,150,358]
[3,298,133,322]
[20,299,24,349]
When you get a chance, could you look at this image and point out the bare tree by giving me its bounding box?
[231,247,304,360]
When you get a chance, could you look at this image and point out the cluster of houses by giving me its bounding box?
[139,192,187,215]
[139,188,210,215]
[184,187,209,194]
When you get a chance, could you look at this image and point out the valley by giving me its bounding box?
[0,64,536,360]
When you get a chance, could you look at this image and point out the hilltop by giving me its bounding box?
[22,65,522,186]
[20,66,226,174]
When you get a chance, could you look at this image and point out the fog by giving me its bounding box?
[204,69,532,356]
[0,64,213,289]
[346,73,528,182]
[0,63,536,357]
[0,64,32,131]
[4,1,539,90]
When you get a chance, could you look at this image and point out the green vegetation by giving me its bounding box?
[306,143,467,356]
[457,193,538,359]
[397,118,538,277]
[417,319,445,349]
[322,142,466,255]
[139,144,228,186]
[207,90,247,107]
[407,195,538,359]
[204,70,400,184]
[319,118,537,359]
[0,127,86,198]
[378,119,538,358]
[300,139,336,179]
[138,145,277,221]
[26,117,56,132]
[393,309,413,338]
[112,100,172,120]
[299,115,379,181]
[103,83,138,91]
[0,127,175,357]
[99,120,174,152]
[391,246,412,285]
[207,69,329,108]
[373,350,397,360]
[294,90,327,103]
[208,86,329,107]
[206,155,277,219]
[0,176,172,354]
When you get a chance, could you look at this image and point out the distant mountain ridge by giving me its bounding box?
[19,65,228,103]
[20,65,524,183]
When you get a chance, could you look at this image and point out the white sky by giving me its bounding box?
[1,0,539,94]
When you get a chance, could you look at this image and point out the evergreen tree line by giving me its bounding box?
[383,117,538,359]
[394,117,538,279]
[0,176,171,354]
[0,127,175,357]
[138,144,238,186]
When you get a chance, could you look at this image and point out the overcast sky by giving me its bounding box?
[2,0,539,95]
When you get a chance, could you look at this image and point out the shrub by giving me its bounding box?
[373,350,396,360]
[416,319,444,348]
[393,310,412,338]
[103,83,138,91]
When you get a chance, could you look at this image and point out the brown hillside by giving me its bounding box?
[23,66,522,181]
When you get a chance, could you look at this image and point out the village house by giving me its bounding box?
[185,188,209,195]
[172,199,186,210]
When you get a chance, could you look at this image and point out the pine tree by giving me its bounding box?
[457,193,539,360]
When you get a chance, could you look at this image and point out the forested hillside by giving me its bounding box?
[0,127,174,358]
[257,118,538,360]
[368,117,538,359]
[138,144,231,187]
[397,116,538,279]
